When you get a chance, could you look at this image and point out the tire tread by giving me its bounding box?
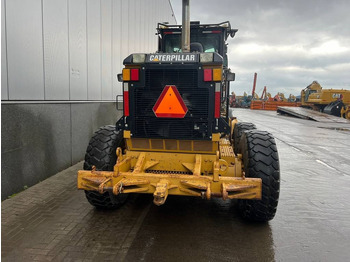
[238,130,280,222]
[83,125,127,209]
[233,122,257,154]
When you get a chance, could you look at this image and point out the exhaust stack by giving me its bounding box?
[181,0,190,52]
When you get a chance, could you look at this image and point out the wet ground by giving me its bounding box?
[2,109,350,261]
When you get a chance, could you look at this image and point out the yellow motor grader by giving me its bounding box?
[77,0,280,222]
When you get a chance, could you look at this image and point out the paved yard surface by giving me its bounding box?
[2,109,350,261]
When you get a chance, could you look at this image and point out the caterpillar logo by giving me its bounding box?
[147,53,198,63]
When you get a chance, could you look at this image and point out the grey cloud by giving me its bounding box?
[170,0,350,96]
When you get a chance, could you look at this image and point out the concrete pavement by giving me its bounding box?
[2,109,350,261]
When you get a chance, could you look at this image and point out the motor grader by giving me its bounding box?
[78,0,280,222]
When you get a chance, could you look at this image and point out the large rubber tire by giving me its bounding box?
[233,122,257,155]
[83,125,128,209]
[237,130,280,222]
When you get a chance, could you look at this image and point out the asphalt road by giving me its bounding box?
[2,109,350,261]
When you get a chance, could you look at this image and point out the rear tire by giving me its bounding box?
[237,130,280,222]
[232,122,257,154]
[85,191,128,210]
[83,125,128,209]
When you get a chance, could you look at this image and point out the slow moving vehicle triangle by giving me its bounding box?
[153,85,188,118]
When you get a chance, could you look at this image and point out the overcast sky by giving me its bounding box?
[170,0,350,97]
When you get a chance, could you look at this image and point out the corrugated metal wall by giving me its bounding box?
[1,0,176,200]
[1,0,176,101]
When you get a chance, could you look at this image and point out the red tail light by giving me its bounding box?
[131,69,139,81]
[204,69,212,82]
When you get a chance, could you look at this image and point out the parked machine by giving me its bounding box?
[229,92,236,107]
[235,92,250,108]
[77,0,280,222]
[341,105,350,119]
[288,94,296,102]
[301,81,350,118]
[273,92,287,102]
[261,86,268,101]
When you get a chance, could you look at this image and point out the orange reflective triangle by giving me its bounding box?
[153,85,188,118]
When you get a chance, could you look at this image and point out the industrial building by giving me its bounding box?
[1,0,176,200]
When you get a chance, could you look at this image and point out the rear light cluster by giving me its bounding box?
[123,68,139,81]
[203,68,223,119]
[123,66,222,119]
[203,68,222,82]
[123,67,140,117]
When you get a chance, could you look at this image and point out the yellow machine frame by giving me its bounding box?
[77,120,262,206]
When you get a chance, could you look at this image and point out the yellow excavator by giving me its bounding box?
[301,81,350,119]
[273,92,287,102]
[288,94,296,102]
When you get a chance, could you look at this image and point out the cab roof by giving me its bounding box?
[157,21,238,40]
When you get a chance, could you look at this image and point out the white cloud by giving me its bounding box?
[310,40,349,55]
[234,43,269,55]
[326,62,350,71]
[275,66,325,73]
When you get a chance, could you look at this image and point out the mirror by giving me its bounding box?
[117,74,123,82]
[226,72,235,81]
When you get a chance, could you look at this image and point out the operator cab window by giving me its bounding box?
[164,32,221,54]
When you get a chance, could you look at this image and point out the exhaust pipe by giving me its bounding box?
[181,0,190,52]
